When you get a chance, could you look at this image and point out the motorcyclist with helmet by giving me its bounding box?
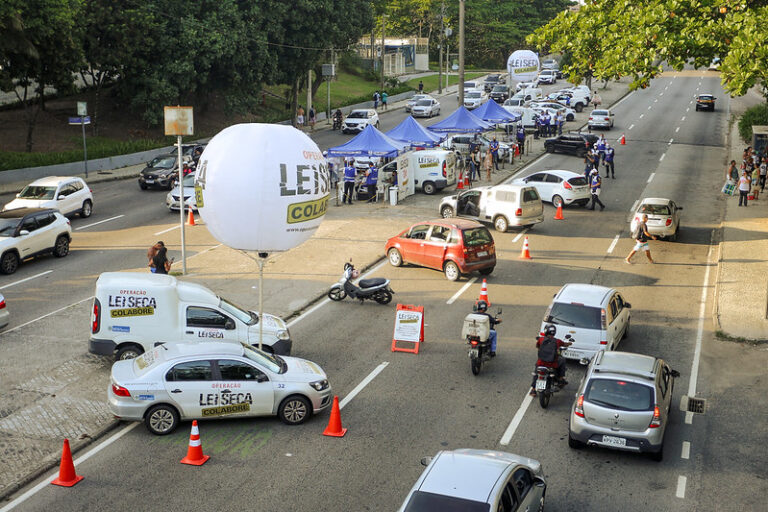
[529,324,572,396]
[475,300,501,357]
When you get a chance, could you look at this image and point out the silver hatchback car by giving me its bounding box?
[568,351,679,461]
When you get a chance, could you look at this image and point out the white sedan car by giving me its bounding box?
[166,174,197,212]
[512,170,591,208]
[588,109,615,129]
[463,90,488,109]
[405,94,433,112]
[342,109,380,134]
[630,198,683,241]
[0,293,9,329]
[4,176,93,218]
[411,98,441,118]
[108,342,333,435]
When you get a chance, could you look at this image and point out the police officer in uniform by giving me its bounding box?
[343,160,356,205]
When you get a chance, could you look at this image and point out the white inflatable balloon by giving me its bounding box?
[507,50,540,83]
[194,123,329,252]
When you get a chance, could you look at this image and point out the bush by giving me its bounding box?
[739,103,768,144]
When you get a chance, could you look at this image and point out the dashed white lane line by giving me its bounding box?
[659,154,666,162]
[669,138,674,144]
[75,214,125,231]
[628,124,635,130]
[681,116,686,121]
[630,199,639,213]
[659,92,664,96]
[654,99,658,103]
[499,392,534,445]
[648,105,652,110]
[639,114,644,119]
[676,476,687,498]
[339,362,389,410]
[681,441,691,459]
[648,172,656,182]
[675,127,680,133]
[686,107,690,112]
[447,277,477,305]
[154,224,179,236]
[0,270,52,290]
[606,235,620,253]
[512,228,530,243]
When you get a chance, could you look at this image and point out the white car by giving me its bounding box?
[516,81,538,92]
[4,176,93,218]
[513,170,591,208]
[108,342,333,435]
[537,70,558,84]
[588,109,615,129]
[0,207,71,274]
[405,94,433,113]
[411,98,441,118]
[530,101,576,121]
[342,109,379,134]
[0,293,9,329]
[630,198,683,241]
[439,184,544,232]
[166,174,197,212]
[463,90,488,109]
[442,134,511,160]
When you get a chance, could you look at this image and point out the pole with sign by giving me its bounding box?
[163,106,194,275]
[70,102,89,178]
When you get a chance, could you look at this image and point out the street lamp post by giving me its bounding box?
[458,0,465,105]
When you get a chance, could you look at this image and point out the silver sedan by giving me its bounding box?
[630,198,683,241]
[411,98,441,118]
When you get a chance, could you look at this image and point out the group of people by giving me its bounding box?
[372,91,388,111]
[341,160,380,205]
[462,136,507,184]
[582,134,617,212]
[726,146,767,207]
[534,111,565,138]
[147,241,172,274]
[295,105,317,130]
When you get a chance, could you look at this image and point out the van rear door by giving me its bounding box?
[521,187,543,220]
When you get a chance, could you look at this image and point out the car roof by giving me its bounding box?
[27,176,80,186]
[421,218,485,230]
[536,170,585,179]
[555,283,616,306]
[592,351,658,380]
[350,109,374,114]
[0,207,55,218]
[640,197,672,205]
[158,342,246,362]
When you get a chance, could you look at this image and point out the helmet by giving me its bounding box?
[544,324,556,336]
[476,300,488,312]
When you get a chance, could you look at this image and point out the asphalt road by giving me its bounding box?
[3,73,765,511]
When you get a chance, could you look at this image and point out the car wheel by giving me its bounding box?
[375,121,380,129]
[278,395,311,425]
[145,404,180,435]
[116,344,143,360]
[577,148,587,158]
[440,205,454,218]
[327,287,347,301]
[575,103,583,113]
[139,182,148,190]
[545,144,554,153]
[388,248,403,267]
[567,113,574,121]
[494,215,509,233]
[0,252,19,275]
[552,195,564,208]
[80,200,93,218]
[479,267,494,276]
[53,235,70,258]
[422,182,436,195]
[568,432,585,449]
[444,261,460,281]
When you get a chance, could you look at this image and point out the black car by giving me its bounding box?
[483,74,501,92]
[138,154,182,190]
[489,85,510,103]
[695,94,716,111]
[544,133,599,157]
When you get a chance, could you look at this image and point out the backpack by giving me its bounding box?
[631,222,642,240]
[537,337,558,362]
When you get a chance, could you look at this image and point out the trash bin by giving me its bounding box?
[389,187,398,206]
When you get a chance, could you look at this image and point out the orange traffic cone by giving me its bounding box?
[186,209,195,226]
[464,172,470,187]
[476,278,491,307]
[620,134,626,145]
[323,395,347,437]
[51,439,84,487]
[554,205,564,220]
[456,170,465,190]
[180,420,210,465]
[519,236,532,260]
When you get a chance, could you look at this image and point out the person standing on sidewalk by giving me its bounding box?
[418,80,424,93]
[381,91,388,110]
[147,241,164,273]
[516,125,526,154]
[372,91,380,111]
[343,160,356,205]
[365,162,378,202]
[153,246,172,274]
[489,137,501,170]
[626,214,656,264]
[738,170,751,206]
[308,106,316,131]
[604,144,615,178]
[589,169,605,211]
[726,160,739,182]
[484,148,493,181]
[759,157,767,191]
[296,105,305,129]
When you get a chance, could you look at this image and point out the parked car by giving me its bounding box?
[108,342,333,435]
[443,134,511,160]
[516,81,538,92]
[541,283,631,361]
[537,69,558,85]
[342,109,379,133]
[139,154,185,190]
[463,90,488,109]
[569,350,679,461]
[385,219,496,281]
[489,85,510,103]
[530,101,576,121]
[405,94,433,113]
[544,133,599,157]
[462,81,482,92]
[695,94,716,111]
[397,449,546,512]
[512,170,591,208]
[0,208,71,274]
[0,293,7,329]
[438,184,544,232]
[483,74,502,92]
[4,177,93,218]
[511,87,543,103]
[166,174,197,212]
[504,97,527,108]
[503,106,539,131]
[630,198,683,241]
[411,98,441,118]
[541,58,559,70]
[588,109,615,129]
[546,89,590,112]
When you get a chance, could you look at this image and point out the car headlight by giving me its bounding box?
[309,379,329,391]
[276,329,290,340]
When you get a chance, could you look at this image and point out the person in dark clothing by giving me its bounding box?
[418,80,424,93]
[152,246,172,274]
[529,324,572,396]
[589,169,605,211]
[475,300,501,357]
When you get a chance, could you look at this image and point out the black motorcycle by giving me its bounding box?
[463,307,501,376]
[533,334,573,408]
[328,263,393,304]
[332,111,343,131]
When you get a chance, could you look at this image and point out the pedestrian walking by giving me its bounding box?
[152,246,173,274]
[296,105,305,128]
[373,91,379,110]
[625,214,656,264]
[556,112,564,135]
[418,80,424,93]
[484,149,493,181]
[589,169,605,211]
[760,158,767,191]
[365,162,378,202]
[490,137,501,170]
[381,91,388,110]
[516,125,526,154]
[147,241,164,273]
[738,170,751,206]
[308,106,316,131]
[604,144,615,178]
[343,160,356,204]
[592,91,602,108]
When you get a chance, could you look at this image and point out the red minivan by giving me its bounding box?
[385,219,496,281]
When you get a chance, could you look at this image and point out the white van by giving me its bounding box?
[379,149,456,195]
[89,272,292,360]
[503,106,539,131]
[438,184,544,232]
[513,87,543,103]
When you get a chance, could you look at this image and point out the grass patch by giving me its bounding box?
[714,329,767,345]
[405,72,486,94]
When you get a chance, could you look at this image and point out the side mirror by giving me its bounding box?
[224,318,236,330]
[420,456,433,467]
[671,369,681,378]
[19,229,29,236]
[624,302,632,309]
[533,477,546,488]
[677,206,683,211]
[58,195,65,200]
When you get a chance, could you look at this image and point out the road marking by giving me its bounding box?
[339,362,389,410]
[675,127,680,133]
[512,228,529,243]
[1,296,93,335]
[628,124,635,130]
[606,235,620,253]
[676,476,687,498]
[686,244,715,422]
[648,105,652,110]
[659,92,664,96]
[500,393,533,445]
[447,277,477,305]
[681,441,691,459]
[648,172,656,182]
[669,138,674,144]
[75,215,125,231]
[639,114,644,119]
[188,243,222,260]
[681,116,686,121]
[659,154,665,162]
[654,99,658,103]
[630,199,639,213]
[154,225,180,236]
[0,422,139,512]
[0,270,52,290]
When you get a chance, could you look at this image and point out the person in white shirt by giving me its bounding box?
[738,170,751,206]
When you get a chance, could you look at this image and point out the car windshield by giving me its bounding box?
[639,204,671,215]
[416,100,432,106]
[568,177,588,186]
[0,218,21,237]
[181,175,196,187]
[699,95,714,101]
[462,227,493,247]
[150,156,176,169]
[18,185,56,200]
[466,92,482,98]
[585,378,654,411]
[411,95,427,102]
[347,111,367,118]
[220,297,256,325]
[492,86,507,92]
[242,343,284,374]
[592,110,608,116]
[403,491,490,512]
[546,302,602,329]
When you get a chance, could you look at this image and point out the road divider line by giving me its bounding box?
[606,235,620,254]
[499,393,533,445]
[659,153,666,162]
[628,124,635,130]
[512,228,529,243]
[1,296,93,335]
[188,243,222,260]
[0,270,52,290]
[75,215,125,231]
[659,92,664,96]
[676,476,687,498]
[639,114,644,119]
[654,99,658,103]
[648,105,652,110]
[154,225,180,236]
[339,362,389,410]
[681,441,690,459]
[675,127,680,133]
[630,199,639,213]
[686,107,690,112]
[681,116,686,121]
[669,138,674,144]
[648,172,656,182]
[686,244,715,414]
[447,277,477,305]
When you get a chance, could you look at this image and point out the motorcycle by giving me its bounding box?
[328,263,393,304]
[332,111,343,131]
[462,307,501,376]
[533,334,573,408]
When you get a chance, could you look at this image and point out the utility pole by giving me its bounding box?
[438,1,445,94]
[380,15,387,93]
[458,0,465,105]
[307,69,312,116]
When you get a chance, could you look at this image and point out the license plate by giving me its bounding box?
[535,379,547,391]
[145,179,154,184]
[562,350,578,358]
[477,251,488,257]
[469,348,479,358]
[602,435,626,447]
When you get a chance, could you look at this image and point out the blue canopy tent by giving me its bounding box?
[473,100,521,124]
[385,116,443,148]
[427,106,493,133]
[326,124,407,158]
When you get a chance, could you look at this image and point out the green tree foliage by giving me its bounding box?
[739,103,768,143]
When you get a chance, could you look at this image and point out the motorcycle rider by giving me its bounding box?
[475,300,501,357]
[333,109,343,129]
[529,324,572,396]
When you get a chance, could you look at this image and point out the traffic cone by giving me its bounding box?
[476,279,491,307]
[186,209,195,226]
[620,134,626,145]
[456,170,464,190]
[323,395,347,437]
[51,439,84,487]
[464,172,470,187]
[180,420,210,465]
[519,236,532,260]
[554,205,564,220]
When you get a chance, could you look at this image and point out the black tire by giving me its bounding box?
[374,290,392,305]
[145,404,180,435]
[278,395,311,425]
[552,195,564,208]
[116,344,143,360]
[80,200,92,218]
[471,357,482,375]
[479,267,494,276]
[387,248,403,267]
[649,442,664,462]
[579,200,590,207]
[539,390,551,408]
[575,103,584,113]
[328,287,347,301]
[53,235,70,258]
[494,215,509,233]
[440,205,454,218]
[568,432,585,449]
[444,261,460,281]
[622,318,630,340]
[545,144,554,153]
[0,251,19,275]
[422,181,436,195]
[139,182,148,190]
[567,113,574,121]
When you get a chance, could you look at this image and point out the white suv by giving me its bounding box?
[342,109,380,134]
[0,208,72,274]
[439,184,544,232]
[4,176,93,218]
